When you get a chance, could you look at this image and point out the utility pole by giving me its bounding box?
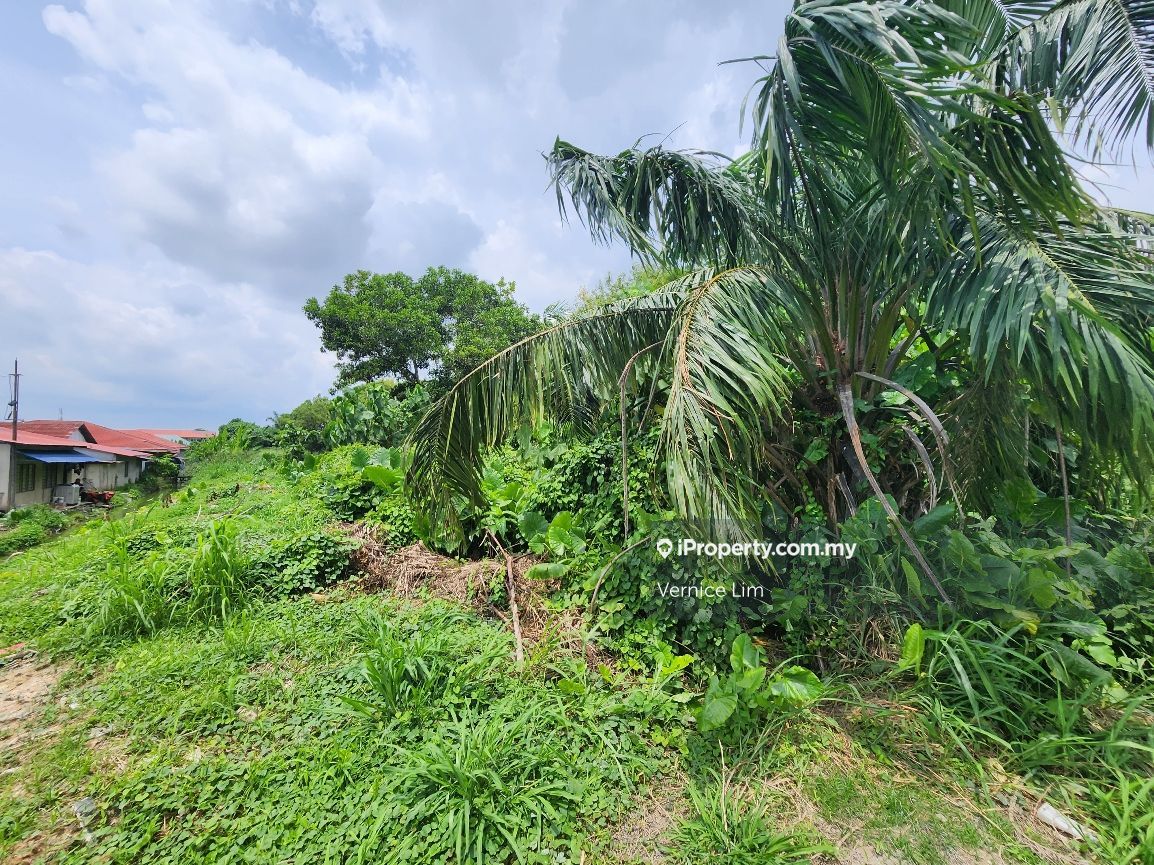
[7,359,18,442]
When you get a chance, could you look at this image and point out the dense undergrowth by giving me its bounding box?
[1,437,1151,863]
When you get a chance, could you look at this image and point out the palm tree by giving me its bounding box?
[407,0,1154,598]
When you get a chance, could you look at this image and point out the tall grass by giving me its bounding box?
[186,519,249,622]
[370,707,579,864]
[912,620,1154,779]
[343,608,509,723]
[668,770,832,864]
[90,517,252,639]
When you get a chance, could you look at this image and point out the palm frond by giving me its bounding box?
[658,267,803,537]
[547,140,773,268]
[998,0,1154,153]
[405,289,682,534]
[927,211,1154,475]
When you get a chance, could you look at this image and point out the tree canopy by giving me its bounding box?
[304,267,541,389]
[407,0,1154,594]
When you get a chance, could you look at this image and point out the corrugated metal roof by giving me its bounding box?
[16,448,105,464]
[0,429,83,447]
[17,420,182,453]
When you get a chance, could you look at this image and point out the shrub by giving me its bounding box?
[247,530,357,597]
[0,505,71,556]
[139,453,180,492]
[0,522,47,557]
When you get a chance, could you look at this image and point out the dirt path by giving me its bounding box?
[0,647,62,754]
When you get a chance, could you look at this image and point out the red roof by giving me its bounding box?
[127,428,214,440]
[14,420,85,437]
[0,428,149,459]
[18,420,182,454]
[0,429,82,447]
[75,422,182,454]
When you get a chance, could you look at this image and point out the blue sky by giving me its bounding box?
[1,1,1152,429]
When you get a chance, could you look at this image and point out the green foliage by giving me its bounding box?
[669,775,832,864]
[696,635,823,733]
[1081,773,1154,864]
[272,394,333,457]
[186,419,271,459]
[139,453,179,492]
[307,446,416,546]
[185,519,250,623]
[304,266,541,389]
[376,708,580,864]
[323,381,429,449]
[248,530,356,597]
[0,505,71,556]
[342,608,509,725]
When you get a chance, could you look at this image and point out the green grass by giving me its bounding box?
[1,450,1148,864]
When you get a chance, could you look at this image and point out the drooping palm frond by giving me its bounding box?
[927,211,1154,475]
[547,141,778,268]
[998,0,1154,153]
[743,0,992,217]
[656,267,804,537]
[405,288,683,535]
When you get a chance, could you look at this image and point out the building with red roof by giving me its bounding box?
[1,420,210,511]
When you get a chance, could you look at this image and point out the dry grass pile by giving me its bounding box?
[344,525,577,650]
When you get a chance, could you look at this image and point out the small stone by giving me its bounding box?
[236,706,258,723]
[72,796,97,827]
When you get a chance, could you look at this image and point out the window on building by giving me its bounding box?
[15,462,37,493]
[43,464,67,489]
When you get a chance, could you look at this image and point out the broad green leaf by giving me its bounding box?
[517,511,549,543]
[697,693,738,731]
[525,563,567,580]
[729,634,763,673]
[767,666,823,706]
[897,623,924,675]
[362,465,403,492]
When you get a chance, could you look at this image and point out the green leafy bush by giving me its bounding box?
[323,382,430,448]
[248,530,357,597]
[139,453,180,492]
[0,505,71,556]
[696,635,824,733]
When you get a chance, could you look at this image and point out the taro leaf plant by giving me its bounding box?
[408,0,1154,601]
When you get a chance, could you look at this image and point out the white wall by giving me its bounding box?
[11,460,52,509]
[0,442,10,512]
[83,458,142,489]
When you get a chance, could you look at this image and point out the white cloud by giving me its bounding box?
[0,247,335,426]
[22,0,1087,427]
[43,0,430,292]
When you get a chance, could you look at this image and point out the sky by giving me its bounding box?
[0,0,788,429]
[1,1,1152,429]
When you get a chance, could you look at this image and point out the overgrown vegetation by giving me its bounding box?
[5,0,1154,861]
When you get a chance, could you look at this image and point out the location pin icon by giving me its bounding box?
[656,538,673,559]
